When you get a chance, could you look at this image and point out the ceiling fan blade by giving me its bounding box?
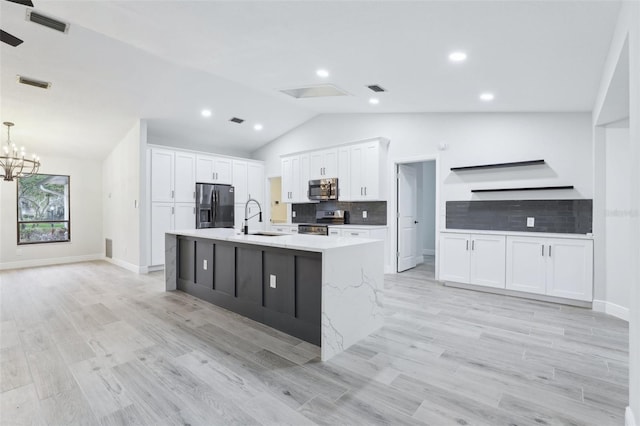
[1,29,24,46]
[4,0,34,7]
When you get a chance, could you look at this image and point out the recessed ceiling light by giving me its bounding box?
[201,109,212,117]
[448,51,467,62]
[316,69,330,78]
[479,92,495,102]
[369,98,380,105]
[254,124,263,131]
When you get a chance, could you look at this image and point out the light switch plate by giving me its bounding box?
[527,217,535,227]
[203,259,208,270]
[269,274,277,288]
[362,211,368,219]
[292,211,296,218]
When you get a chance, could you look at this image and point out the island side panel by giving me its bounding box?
[321,240,384,361]
[165,233,177,290]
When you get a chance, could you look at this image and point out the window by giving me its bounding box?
[17,174,70,244]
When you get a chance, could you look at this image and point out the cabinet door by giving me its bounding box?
[470,235,506,288]
[438,233,470,283]
[151,202,174,265]
[291,156,302,201]
[174,152,196,203]
[309,151,324,179]
[213,157,233,184]
[247,162,264,204]
[232,160,248,203]
[349,144,364,201]
[323,149,338,178]
[546,239,593,301]
[337,146,351,200]
[506,236,547,295]
[174,203,196,230]
[362,142,380,199]
[281,157,293,202]
[296,154,310,203]
[151,149,174,202]
[196,155,215,183]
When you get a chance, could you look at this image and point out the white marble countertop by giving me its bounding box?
[169,228,381,252]
[442,228,594,240]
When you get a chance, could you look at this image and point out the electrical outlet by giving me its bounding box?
[203,259,208,270]
[269,274,277,288]
[292,211,296,218]
[527,217,535,227]
[362,211,368,219]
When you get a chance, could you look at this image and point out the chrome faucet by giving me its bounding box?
[244,198,262,235]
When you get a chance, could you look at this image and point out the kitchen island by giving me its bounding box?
[165,228,384,361]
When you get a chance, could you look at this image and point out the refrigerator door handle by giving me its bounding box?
[212,190,217,226]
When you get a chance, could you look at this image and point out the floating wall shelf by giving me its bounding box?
[451,159,545,171]
[471,185,574,193]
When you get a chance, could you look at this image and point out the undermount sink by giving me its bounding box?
[248,231,287,237]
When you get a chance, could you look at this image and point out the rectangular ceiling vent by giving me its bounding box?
[367,84,386,93]
[27,10,69,33]
[229,117,244,124]
[279,84,349,99]
[17,75,51,89]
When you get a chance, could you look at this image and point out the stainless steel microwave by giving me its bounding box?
[308,178,338,201]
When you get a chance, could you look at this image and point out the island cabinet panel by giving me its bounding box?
[263,252,295,317]
[213,244,236,296]
[236,247,263,305]
[195,241,213,288]
[295,256,322,326]
[178,239,195,283]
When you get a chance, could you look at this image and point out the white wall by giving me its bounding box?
[604,127,631,318]
[102,121,143,271]
[592,2,640,423]
[0,155,103,269]
[422,161,436,255]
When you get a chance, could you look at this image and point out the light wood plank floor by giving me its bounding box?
[0,259,629,425]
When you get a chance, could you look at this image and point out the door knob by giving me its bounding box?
[414,220,419,224]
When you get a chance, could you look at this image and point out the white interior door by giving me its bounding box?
[397,164,418,272]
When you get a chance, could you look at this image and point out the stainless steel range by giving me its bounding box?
[297,210,347,236]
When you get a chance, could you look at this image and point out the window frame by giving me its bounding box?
[16,173,71,245]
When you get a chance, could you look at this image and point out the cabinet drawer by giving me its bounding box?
[343,229,370,238]
[328,229,342,237]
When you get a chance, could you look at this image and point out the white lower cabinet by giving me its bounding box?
[151,202,196,266]
[439,233,506,288]
[506,236,593,301]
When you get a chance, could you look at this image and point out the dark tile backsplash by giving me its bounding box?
[446,199,592,234]
[292,201,387,225]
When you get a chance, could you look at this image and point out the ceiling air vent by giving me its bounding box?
[17,75,51,89]
[280,84,349,99]
[367,84,386,93]
[229,117,244,124]
[27,10,69,33]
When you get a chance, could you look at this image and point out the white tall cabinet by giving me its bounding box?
[196,154,232,184]
[150,148,196,266]
[233,160,265,231]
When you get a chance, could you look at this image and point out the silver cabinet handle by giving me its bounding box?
[193,191,195,199]
[466,240,469,250]
[364,187,367,196]
[360,187,363,195]
[541,245,545,256]
[548,245,552,257]
[171,190,174,199]
[193,207,195,214]
[472,240,475,250]
[171,206,175,214]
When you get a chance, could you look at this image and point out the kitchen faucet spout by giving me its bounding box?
[244,198,262,235]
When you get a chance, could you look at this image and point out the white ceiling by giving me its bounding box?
[0,0,621,160]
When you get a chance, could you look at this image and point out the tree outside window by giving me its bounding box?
[17,174,70,244]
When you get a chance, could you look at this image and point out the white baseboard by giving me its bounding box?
[592,299,630,322]
[423,249,435,256]
[105,257,145,274]
[627,407,636,426]
[0,253,104,271]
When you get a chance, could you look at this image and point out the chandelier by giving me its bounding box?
[1,122,40,181]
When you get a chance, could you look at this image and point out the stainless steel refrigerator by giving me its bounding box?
[195,183,235,229]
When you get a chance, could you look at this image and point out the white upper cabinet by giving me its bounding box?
[281,154,309,203]
[174,152,196,203]
[247,162,265,204]
[347,140,385,201]
[337,146,351,200]
[232,160,249,203]
[151,149,174,202]
[310,149,338,180]
[196,154,232,184]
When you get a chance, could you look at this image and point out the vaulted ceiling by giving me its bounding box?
[0,0,621,159]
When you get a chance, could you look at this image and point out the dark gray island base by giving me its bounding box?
[175,235,322,345]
